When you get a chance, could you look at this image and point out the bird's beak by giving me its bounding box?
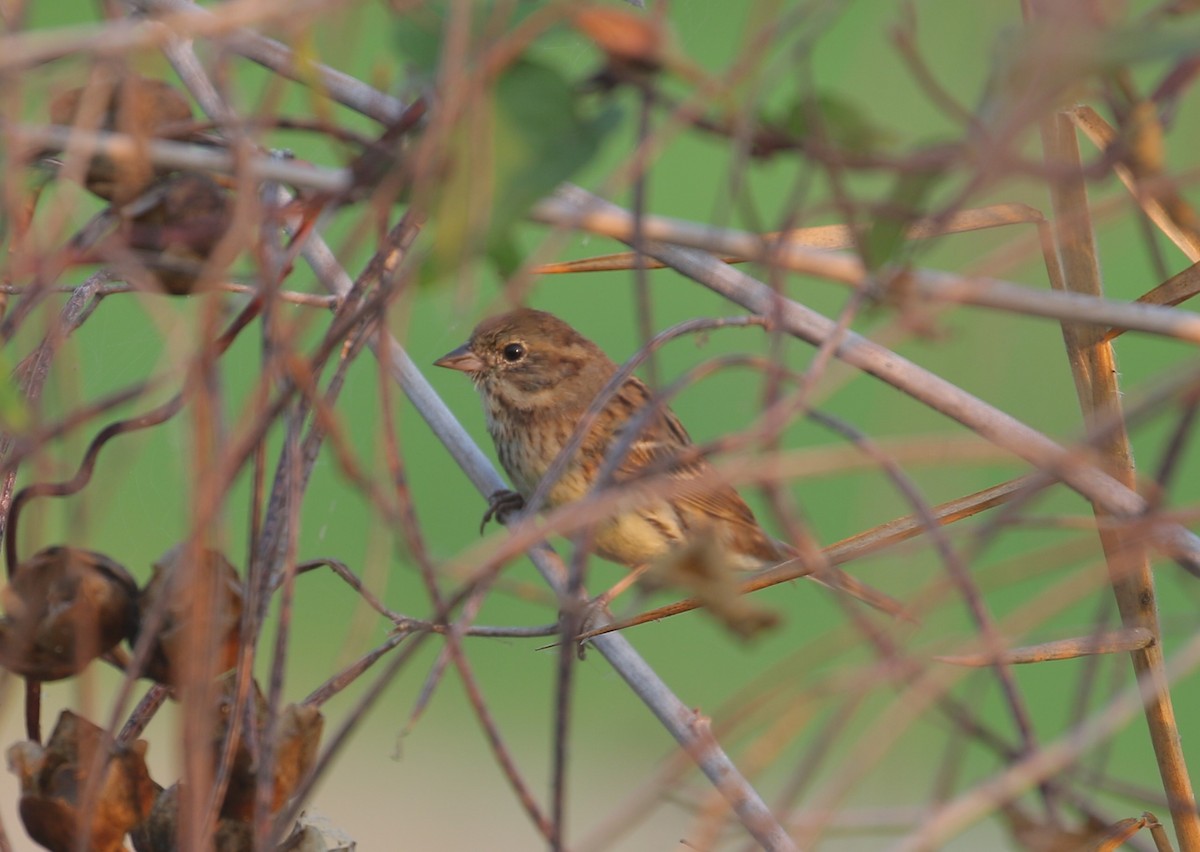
[434,343,484,374]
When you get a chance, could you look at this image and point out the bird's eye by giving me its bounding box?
[502,342,526,363]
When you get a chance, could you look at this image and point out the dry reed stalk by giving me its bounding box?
[1041,110,1200,850]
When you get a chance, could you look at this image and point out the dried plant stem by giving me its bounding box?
[934,627,1156,667]
[531,193,1200,343]
[11,124,349,193]
[132,0,407,123]
[1042,112,1200,851]
[894,628,1200,851]
[0,270,114,548]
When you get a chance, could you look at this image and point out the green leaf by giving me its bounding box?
[394,6,447,75]
[424,58,619,284]
[486,233,523,279]
[490,59,618,227]
[862,159,947,271]
[774,91,892,155]
[394,3,547,78]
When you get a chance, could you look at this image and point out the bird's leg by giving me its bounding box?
[591,563,652,611]
[574,565,654,651]
[479,489,525,534]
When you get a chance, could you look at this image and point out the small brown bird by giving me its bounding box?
[435,308,797,579]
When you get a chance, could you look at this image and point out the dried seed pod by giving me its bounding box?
[49,72,195,203]
[269,703,324,813]
[214,676,324,821]
[134,545,243,686]
[8,710,157,852]
[0,546,139,681]
[130,783,254,852]
[119,171,234,295]
[214,674,267,821]
[129,677,324,849]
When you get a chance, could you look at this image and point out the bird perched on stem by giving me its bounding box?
[435,308,903,625]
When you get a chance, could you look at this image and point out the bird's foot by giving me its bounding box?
[573,564,653,652]
[592,564,652,611]
[480,489,525,534]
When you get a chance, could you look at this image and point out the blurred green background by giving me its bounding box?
[4,1,1200,849]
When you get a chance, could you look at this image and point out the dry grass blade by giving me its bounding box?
[1100,261,1200,342]
[934,627,1156,667]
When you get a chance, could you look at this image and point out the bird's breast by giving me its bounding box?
[484,399,601,506]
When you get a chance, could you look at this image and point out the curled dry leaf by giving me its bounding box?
[49,72,196,204]
[647,529,781,640]
[134,545,243,686]
[8,710,156,852]
[0,545,139,681]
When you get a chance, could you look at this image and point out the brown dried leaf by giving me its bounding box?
[271,704,324,812]
[1093,815,1150,851]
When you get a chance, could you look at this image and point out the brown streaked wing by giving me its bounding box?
[608,381,778,561]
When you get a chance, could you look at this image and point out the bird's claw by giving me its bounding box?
[480,489,526,534]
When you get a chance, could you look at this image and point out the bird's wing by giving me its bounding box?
[607,380,777,558]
